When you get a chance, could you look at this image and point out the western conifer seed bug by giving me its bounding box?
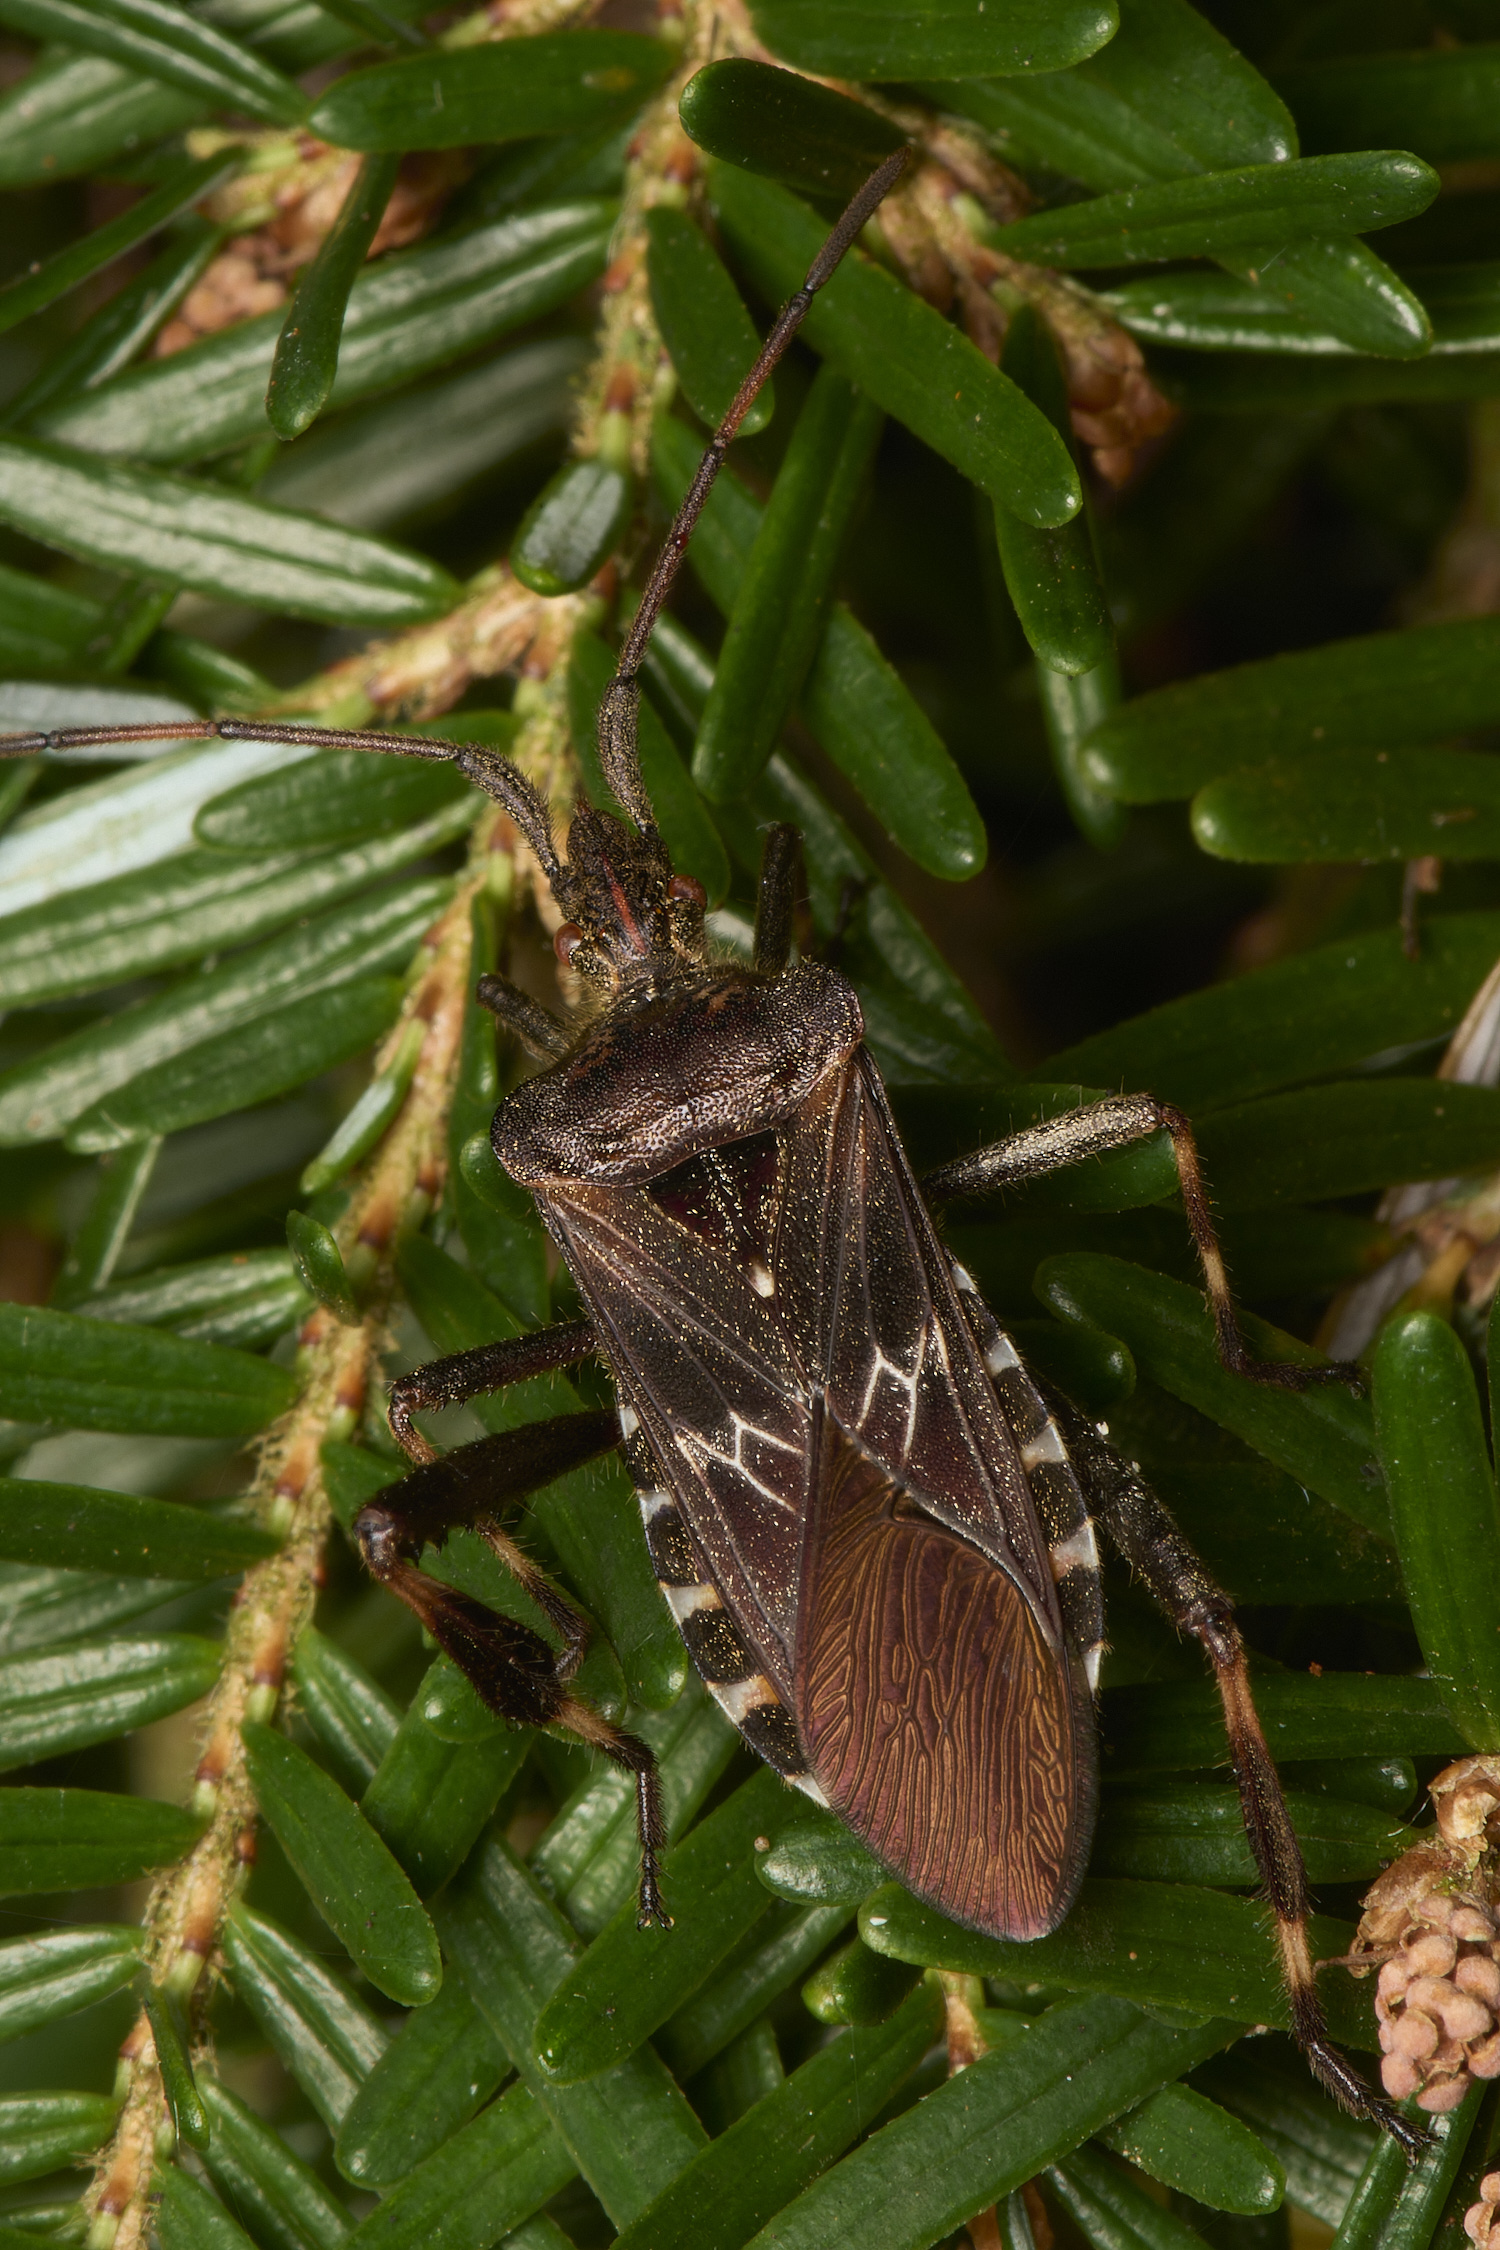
[1,140,1424,2159]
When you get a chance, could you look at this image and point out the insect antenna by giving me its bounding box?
[0,144,909,860]
[0,712,560,880]
[595,144,911,832]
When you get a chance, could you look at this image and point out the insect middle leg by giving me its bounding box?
[386,1317,597,1460]
[924,1092,1353,1391]
[362,1322,671,1925]
[1047,1390,1425,2156]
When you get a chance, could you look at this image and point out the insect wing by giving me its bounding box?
[779,1054,1092,1937]
[539,1147,814,1697]
[779,1053,1058,1614]
[542,1044,1092,1934]
[795,1419,1087,1939]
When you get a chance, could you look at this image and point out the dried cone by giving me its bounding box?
[1373,1889,1500,2110]
[1469,2172,1500,2245]
[1346,1757,1500,2113]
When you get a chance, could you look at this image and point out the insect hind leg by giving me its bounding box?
[924,1095,1359,1395]
[1049,1391,1426,2157]
[354,1409,671,1926]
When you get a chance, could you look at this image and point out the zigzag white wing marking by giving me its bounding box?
[679,1406,806,1514]
[775,1054,1059,1620]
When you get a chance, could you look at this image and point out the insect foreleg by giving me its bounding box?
[925,1093,1357,1393]
[387,1317,598,1461]
[355,1410,672,1927]
[475,973,571,1061]
[1049,1395,1426,2158]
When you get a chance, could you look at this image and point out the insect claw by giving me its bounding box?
[1321,1359,1368,1395]
[1383,2106,1433,2164]
[1236,1355,1366,1396]
[1303,2026,1429,2158]
[1295,1359,1367,1396]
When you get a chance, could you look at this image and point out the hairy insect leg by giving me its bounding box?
[1050,1395,1426,2158]
[475,971,571,1061]
[355,1411,672,1927]
[924,1093,1356,1393]
[361,1413,619,1670]
[388,1317,598,1461]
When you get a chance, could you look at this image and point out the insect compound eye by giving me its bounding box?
[668,874,707,910]
[554,922,585,967]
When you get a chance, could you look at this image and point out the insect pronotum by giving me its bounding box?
[2,142,1423,2157]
